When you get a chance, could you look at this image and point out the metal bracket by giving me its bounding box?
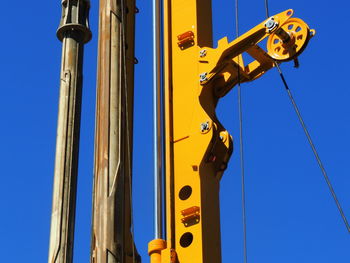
[57,0,92,43]
[181,206,200,227]
[197,9,314,97]
[177,31,195,50]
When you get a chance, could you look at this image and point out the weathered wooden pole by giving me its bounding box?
[48,1,91,262]
[91,0,139,262]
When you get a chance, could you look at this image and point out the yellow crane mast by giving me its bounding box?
[149,1,314,263]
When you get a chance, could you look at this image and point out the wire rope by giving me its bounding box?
[275,63,350,234]
[264,0,270,19]
[235,1,248,262]
[264,1,350,234]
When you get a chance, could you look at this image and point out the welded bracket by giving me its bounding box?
[197,9,315,97]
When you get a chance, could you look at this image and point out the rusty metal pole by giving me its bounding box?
[48,1,91,262]
[91,0,139,262]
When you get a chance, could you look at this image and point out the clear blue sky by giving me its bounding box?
[0,0,349,262]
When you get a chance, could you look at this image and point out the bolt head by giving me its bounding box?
[199,49,207,57]
[265,17,278,32]
[199,72,208,82]
[200,121,210,132]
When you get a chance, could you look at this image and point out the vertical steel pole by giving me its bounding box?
[152,0,163,240]
[48,1,91,263]
[91,0,139,262]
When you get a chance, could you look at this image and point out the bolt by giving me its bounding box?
[199,72,208,82]
[200,121,210,132]
[265,17,278,32]
[199,49,207,57]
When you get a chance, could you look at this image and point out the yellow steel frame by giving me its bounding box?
[149,3,314,263]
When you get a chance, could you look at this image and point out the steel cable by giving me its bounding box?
[235,0,248,262]
[264,0,270,20]
[274,63,350,234]
[264,2,350,234]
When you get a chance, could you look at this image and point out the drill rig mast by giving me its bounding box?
[49,1,314,263]
[148,1,314,263]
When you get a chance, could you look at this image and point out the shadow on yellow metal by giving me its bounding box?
[149,3,314,262]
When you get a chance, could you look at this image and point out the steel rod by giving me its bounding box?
[48,1,91,262]
[153,0,163,239]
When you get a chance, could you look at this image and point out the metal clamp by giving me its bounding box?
[57,0,92,43]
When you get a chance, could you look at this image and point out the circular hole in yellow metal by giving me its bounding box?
[180,232,193,248]
[179,185,192,200]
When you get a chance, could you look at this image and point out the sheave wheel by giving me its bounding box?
[267,18,315,61]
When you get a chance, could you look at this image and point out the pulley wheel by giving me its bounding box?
[267,18,315,61]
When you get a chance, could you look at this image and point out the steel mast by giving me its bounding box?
[90,0,139,262]
[48,0,91,262]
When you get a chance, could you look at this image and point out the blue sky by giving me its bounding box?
[0,0,349,262]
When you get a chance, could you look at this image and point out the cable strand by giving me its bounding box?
[264,0,270,18]
[264,0,349,234]
[274,62,350,234]
[235,1,248,262]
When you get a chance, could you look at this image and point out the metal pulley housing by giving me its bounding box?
[267,17,315,61]
[57,0,92,43]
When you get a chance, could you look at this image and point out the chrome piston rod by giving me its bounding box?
[153,0,164,239]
